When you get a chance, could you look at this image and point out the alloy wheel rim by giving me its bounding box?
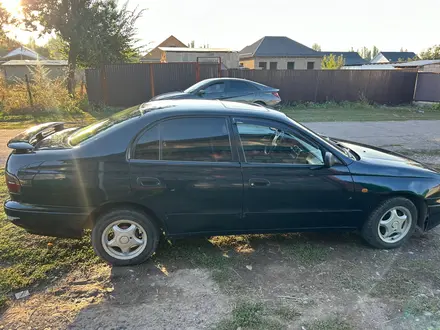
[101,220,148,260]
[377,206,412,243]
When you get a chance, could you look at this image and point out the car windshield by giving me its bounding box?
[68,105,141,146]
[184,80,214,93]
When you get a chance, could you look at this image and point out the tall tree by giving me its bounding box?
[21,0,144,95]
[45,36,67,60]
[419,45,440,60]
[312,43,321,52]
[0,4,16,42]
[371,46,379,59]
[322,54,344,69]
[359,47,372,61]
[187,40,195,48]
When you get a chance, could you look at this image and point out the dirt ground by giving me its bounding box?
[1,125,440,330]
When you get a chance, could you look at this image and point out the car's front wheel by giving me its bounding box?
[361,197,417,249]
[91,209,160,266]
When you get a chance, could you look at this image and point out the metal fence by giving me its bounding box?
[225,69,417,104]
[414,73,440,102]
[86,63,419,107]
[86,62,220,106]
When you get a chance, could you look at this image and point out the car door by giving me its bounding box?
[224,80,257,102]
[233,117,358,231]
[129,116,244,236]
[199,81,227,100]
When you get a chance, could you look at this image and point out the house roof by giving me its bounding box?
[392,59,440,67]
[342,64,396,70]
[2,46,46,60]
[159,47,235,53]
[2,60,67,66]
[378,51,418,62]
[320,51,367,66]
[239,36,321,58]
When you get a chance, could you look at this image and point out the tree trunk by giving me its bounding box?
[67,45,77,96]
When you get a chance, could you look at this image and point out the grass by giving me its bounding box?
[0,106,122,129]
[302,317,353,330]
[0,169,101,310]
[214,301,284,330]
[280,102,440,122]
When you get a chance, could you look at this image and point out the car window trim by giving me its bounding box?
[129,115,238,163]
[232,117,331,167]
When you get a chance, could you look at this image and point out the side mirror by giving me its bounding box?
[197,89,205,96]
[324,151,337,168]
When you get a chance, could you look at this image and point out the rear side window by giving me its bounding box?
[134,117,232,162]
[134,125,159,160]
[228,81,257,92]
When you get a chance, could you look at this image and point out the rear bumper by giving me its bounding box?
[425,205,440,231]
[4,200,91,238]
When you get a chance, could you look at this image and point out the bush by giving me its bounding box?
[0,64,86,117]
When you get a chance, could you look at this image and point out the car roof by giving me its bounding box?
[139,99,287,120]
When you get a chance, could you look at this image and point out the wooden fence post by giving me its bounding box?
[25,74,34,108]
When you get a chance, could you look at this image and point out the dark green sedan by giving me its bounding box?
[5,100,440,265]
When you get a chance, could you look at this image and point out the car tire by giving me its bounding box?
[92,208,160,266]
[361,197,417,249]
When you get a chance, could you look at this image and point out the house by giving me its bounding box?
[2,60,84,81]
[1,46,46,61]
[159,47,240,69]
[370,51,418,64]
[320,51,367,67]
[393,59,440,73]
[141,35,187,63]
[239,36,322,70]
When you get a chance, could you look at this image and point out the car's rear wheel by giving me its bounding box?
[361,197,417,249]
[91,209,159,266]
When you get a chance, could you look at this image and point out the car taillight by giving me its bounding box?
[5,172,21,194]
[272,92,280,98]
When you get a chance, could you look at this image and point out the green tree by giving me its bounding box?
[359,47,372,61]
[0,4,16,42]
[187,40,195,48]
[371,46,379,59]
[322,54,345,69]
[312,43,321,51]
[419,45,440,60]
[45,36,67,60]
[26,36,51,58]
[21,0,144,95]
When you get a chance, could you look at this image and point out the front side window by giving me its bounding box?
[237,123,324,165]
[134,117,232,162]
[204,82,225,94]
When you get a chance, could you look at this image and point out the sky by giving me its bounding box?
[1,0,439,53]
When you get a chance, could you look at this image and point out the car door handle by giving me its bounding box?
[137,177,161,187]
[249,178,271,188]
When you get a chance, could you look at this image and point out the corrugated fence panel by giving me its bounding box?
[153,63,197,96]
[105,64,151,106]
[85,69,101,104]
[414,73,440,102]
[198,64,220,80]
